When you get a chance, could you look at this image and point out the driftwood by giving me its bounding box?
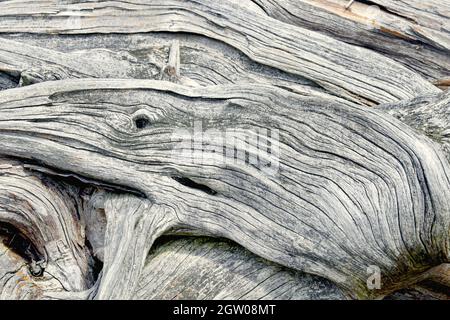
[0,0,449,300]
[252,0,450,81]
[0,0,441,105]
[0,158,94,299]
[85,191,347,300]
[135,236,347,300]
[0,35,317,90]
[0,79,448,299]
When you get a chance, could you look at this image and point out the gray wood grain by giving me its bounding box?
[249,0,450,80]
[136,236,348,300]
[80,190,347,300]
[0,35,317,90]
[0,158,95,299]
[0,0,448,301]
[0,79,448,298]
[0,0,440,104]
[377,91,450,162]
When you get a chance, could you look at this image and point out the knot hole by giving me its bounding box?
[134,114,151,130]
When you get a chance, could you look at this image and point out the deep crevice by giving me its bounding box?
[0,222,44,277]
[417,279,450,298]
[0,71,20,90]
[134,114,151,130]
[19,157,146,197]
[84,238,103,283]
[172,176,218,195]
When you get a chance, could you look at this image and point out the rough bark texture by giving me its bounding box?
[0,0,449,300]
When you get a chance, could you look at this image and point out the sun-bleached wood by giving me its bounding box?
[0,158,94,299]
[0,0,449,301]
[0,0,440,104]
[0,79,448,298]
[249,0,450,81]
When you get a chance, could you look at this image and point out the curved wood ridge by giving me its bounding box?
[0,158,94,299]
[0,0,449,301]
[0,0,440,104]
[0,80,448,298]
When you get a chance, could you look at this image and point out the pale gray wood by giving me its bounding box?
[0,0,440,104]
[136,237,348,300]
[0,0,448,301]
[0,36,316,90]
[377,90,450,162]
[0,37,161,85]
[249,0,450,81]
[0,158,95,299]
[368,0,450,35]
[0,79,448,298]
[95,193,175,300]
[79,191,347,300]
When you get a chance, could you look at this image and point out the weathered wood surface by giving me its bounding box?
[251,0,450,81]
[0,35,317,90]
[135,237,347,300]
[0,174,348,300]
[0,79,448,299]
[0,0,441,105]
[0,0,449,300]
[0,158,95,299]
[377,91,450,163]
[82,191,348,300]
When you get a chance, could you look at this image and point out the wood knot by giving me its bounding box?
[131,110,158,131]
[133,114,151,130]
